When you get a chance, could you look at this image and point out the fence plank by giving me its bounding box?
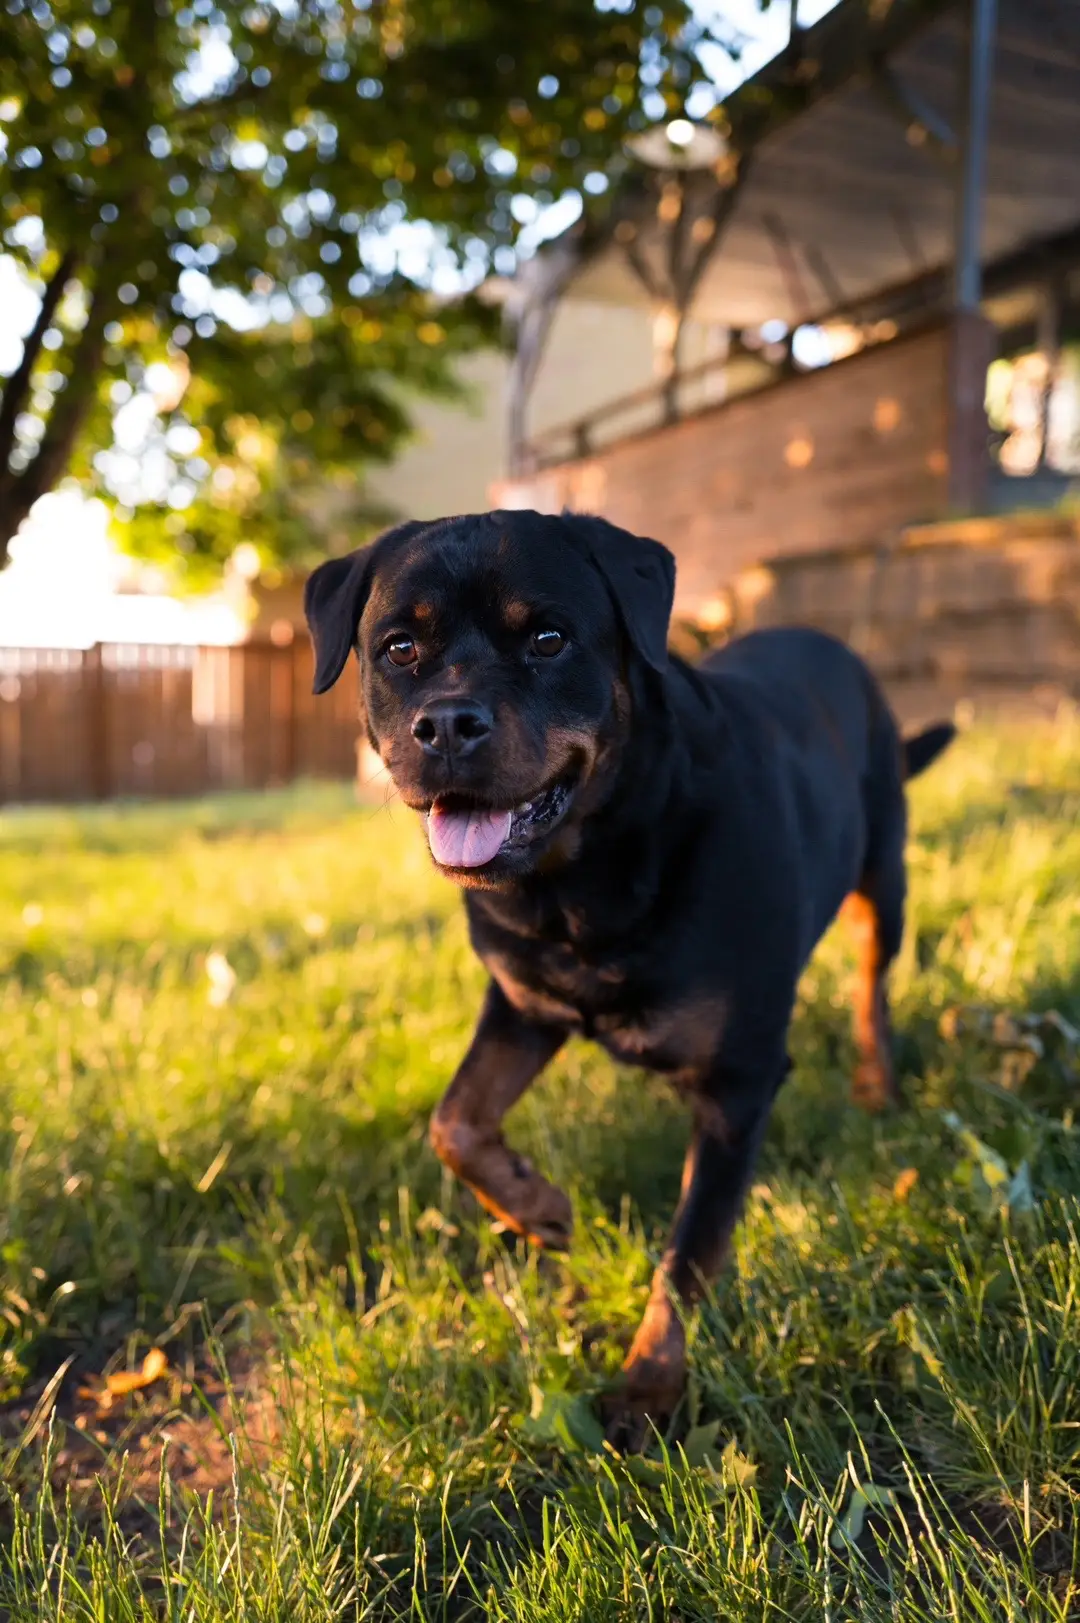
[0,640,361,806]
[84,643,109,800]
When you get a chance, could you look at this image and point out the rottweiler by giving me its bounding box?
[304,509,954,1441]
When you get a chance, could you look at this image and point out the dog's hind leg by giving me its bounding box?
[843,711,910,1113]
[429,980,572,1249]
[842,862,904,1111]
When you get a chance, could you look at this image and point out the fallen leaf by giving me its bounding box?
[942,1111,1038,1215]
[625,1433,757,1495]
[79,1347,170,1412]
[893,1168,919,1203]
[681,1423,755,1482]
[715,1438,758,1489]
[831,1482,899,1549]
[105,1346,168,1397]
[521,1385,605,1455]
[943,1111,1009,1185]
[681,1419,722,1469]
[624,1453,666,1485]
[142,1346,168,1381]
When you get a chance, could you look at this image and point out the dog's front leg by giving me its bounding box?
[612,1063,781,1445]
[429,980,571,1249]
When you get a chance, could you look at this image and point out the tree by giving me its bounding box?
[0,0,751,579]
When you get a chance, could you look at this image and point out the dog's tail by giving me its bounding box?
[903,722,956,781]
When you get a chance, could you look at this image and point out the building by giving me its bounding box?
[487,0,1080,631]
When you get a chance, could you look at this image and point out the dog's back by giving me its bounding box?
[698,625,952,785]
[684,626,951,964]
[699,626,884,769]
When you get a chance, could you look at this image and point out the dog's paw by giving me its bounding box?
[601,1359,685,1454]
[602,1307,688,1453]
[464,1143,574,1252]
[511,1173,573,1251]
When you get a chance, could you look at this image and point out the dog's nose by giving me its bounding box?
[411,698,493,759]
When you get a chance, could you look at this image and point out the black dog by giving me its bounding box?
[304,509,954,1438]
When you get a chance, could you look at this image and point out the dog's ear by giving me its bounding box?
[562,512,676,674]
[304,521,427,695]
[303,547,377,695]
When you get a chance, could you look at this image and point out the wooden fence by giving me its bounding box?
[0,636,362,805]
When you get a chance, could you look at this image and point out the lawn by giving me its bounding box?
[1,719,1080,1619]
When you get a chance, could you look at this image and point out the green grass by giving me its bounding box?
[2,723,1080,1618]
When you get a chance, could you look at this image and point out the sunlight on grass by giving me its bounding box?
[1,726,1079,1617]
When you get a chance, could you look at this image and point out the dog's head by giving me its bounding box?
[303,509,675,888]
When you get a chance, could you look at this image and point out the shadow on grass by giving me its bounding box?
[10,947,1080,1384]
[3,973,1079,1618]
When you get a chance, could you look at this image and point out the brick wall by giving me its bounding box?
[492,322,953,621]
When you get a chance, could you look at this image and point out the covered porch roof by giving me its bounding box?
[559,0,1080,334]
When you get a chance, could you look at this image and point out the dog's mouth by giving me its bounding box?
[424,774,577,870]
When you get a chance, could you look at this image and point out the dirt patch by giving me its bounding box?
[0,1338,279,1539]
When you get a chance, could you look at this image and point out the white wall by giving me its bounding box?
[364,298,724,522]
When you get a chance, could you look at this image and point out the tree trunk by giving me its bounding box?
[0,265,112,565]
[0,247,78,478]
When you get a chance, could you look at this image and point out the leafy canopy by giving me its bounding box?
[0,0,753,580]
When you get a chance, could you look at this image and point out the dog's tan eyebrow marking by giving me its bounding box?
[502,600,532,631]
[409,601,435,625]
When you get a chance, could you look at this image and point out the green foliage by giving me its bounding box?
[116,291,494,582]
[0,0,739,575]
[5,719,1080,1614]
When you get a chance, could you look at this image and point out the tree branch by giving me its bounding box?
[0,246,78,476]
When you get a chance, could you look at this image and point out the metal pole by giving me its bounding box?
[954,0,998,311]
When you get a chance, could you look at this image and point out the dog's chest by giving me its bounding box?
[486,936,618,1026]
[483,935,723,1075]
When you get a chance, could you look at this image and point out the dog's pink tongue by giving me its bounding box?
[427,803,512,868]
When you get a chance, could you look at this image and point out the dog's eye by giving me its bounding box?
[385,636,418,667]
[530,629,566,658]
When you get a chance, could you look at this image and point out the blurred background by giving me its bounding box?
[2,0,1079,802]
